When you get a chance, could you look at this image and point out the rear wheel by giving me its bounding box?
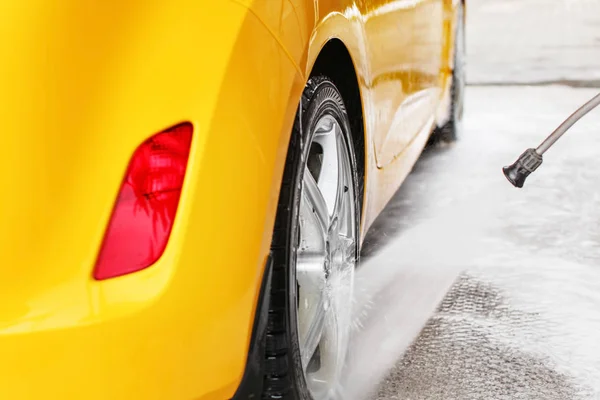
[262,76,360,400]
[429,1,466,144]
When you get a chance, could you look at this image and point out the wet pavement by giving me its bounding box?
[363,85,600,400]
[467,0,600,86]
[343,1,600,399]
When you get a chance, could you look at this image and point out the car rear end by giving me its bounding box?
[0,1,300,398]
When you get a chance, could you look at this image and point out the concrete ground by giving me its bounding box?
[342,1,600,399]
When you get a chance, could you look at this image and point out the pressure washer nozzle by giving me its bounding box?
[502,148,543,188]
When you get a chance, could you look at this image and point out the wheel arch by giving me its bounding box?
[309,38,367,228]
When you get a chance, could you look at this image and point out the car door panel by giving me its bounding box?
[360,0,445,168]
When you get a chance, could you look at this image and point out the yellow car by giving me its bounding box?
[0,0,465,399]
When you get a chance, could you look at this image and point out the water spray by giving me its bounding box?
[503,91,600,188]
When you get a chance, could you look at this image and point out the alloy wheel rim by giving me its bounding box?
[296,114,357,400]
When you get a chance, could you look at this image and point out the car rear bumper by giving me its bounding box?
[0,258,274,400]
[0,267,255,400]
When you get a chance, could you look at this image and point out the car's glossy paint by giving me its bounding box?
[0,0,461,398]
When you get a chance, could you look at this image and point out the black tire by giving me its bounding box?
[262,76,360,399]
[429,1,466,145]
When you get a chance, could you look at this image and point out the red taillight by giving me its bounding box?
[93,122,193,280]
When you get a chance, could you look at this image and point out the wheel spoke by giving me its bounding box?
[318,306,341,383]
[333,131,354,237]
[316,270,352,397]
[299,290,327,369]
[299,187,327,256]
[297,189,328,368]
[302,169,329,234]
[313,116,339,218]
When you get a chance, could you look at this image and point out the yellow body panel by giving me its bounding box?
[0,0,461,398]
